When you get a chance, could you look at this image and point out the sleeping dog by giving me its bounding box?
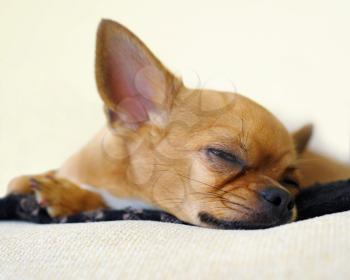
[7,19,350,229]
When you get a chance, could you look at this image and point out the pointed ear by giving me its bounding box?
[95,19,182,129]
[292,124,313,154]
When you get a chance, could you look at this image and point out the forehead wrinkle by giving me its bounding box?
[189,124,238,139]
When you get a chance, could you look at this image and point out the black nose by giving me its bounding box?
[260,187,294,211]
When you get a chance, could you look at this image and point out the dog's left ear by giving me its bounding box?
[292,124,313,154]
[95,19,182,130]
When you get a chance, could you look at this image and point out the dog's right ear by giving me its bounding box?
[95,19,182,130]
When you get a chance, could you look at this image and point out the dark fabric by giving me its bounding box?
[1,179,349,228]
[0,194,186,225]
[296,179,350,220]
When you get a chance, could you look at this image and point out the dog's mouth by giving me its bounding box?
[198,211,293,230]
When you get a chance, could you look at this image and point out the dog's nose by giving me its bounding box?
[260,187,294,212]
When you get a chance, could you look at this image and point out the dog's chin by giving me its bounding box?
[198,211,293,230]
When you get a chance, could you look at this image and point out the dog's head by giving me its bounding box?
[95,19,312,229]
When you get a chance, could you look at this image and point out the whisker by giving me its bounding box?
[189,191,252,214]
[176,173,217,188]
[222,200,253,212]
[190,190,249,208]
[148,165,254,215]
[153,198,184,204]
[216,188,248,201]
[207,206,246,215]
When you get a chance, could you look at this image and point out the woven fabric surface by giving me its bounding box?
[1,211,350,280]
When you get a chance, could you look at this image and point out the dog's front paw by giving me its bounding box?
[29,175,106,217]
[29,176,82,217]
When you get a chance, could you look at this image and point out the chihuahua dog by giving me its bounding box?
[7,19,350,229]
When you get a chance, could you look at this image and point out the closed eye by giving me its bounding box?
[206,148,244,166]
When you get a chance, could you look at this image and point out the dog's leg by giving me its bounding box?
[298,151,350,187]
[7,170,56,195]
[8,174,106,217]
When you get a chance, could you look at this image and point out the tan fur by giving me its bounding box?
[7,19,350,226]
[31,175,106,217]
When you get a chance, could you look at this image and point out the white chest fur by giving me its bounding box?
[80,184,158,210]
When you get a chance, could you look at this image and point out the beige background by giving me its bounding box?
[0,0,349,194]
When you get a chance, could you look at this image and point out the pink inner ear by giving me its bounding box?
[106,52,149,125]
[103,35,166,127]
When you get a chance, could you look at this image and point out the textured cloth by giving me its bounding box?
[1,212,350,279]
